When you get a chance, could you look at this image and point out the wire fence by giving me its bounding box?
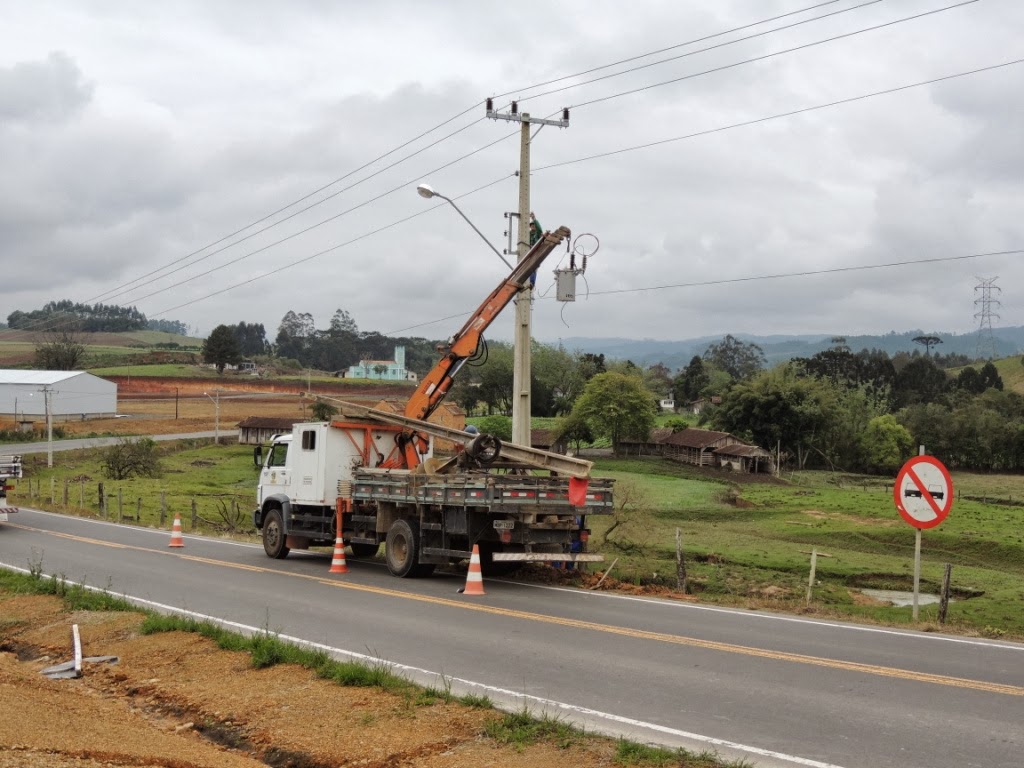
[13,476,256,535]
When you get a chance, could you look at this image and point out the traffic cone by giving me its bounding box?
[459,544,485,595]
[168,513,184,548]
[329,536,349,574]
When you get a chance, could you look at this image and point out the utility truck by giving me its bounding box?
[0,455,23,524]
[253,226,614,577]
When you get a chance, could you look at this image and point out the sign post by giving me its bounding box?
[893,450,953,621]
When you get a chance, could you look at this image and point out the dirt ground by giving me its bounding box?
[0,593,645,768]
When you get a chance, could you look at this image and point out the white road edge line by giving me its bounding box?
[0,561,845,768]
[15,508,1023,651]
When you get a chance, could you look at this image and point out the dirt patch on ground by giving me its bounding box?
[801,509,898,527]
[0,593,645,768]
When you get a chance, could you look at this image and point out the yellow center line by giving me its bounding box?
[10,522,1023,697]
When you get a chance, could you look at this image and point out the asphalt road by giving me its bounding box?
[1,508,1021,768]
[2,430,239,454]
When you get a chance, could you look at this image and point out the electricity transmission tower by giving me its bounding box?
[973,276,1001,360]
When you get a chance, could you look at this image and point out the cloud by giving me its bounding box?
[0,51,93,124]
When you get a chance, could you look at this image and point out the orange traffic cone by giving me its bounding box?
[459,544,485,595]
[168,513,184,548]
[329,536,349,574]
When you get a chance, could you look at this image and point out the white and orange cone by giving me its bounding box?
[329,536,349,574]
[168,513,185,548]
[459,544,485,595]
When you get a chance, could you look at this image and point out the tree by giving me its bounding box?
[310,399,338,421]
[892,356,949,408]
[230,321,269,357]
[553,411,594,453]
[956,366,985,395]
[710,364,838,470]
[672,355,710,403]
[860,415,913,474]
[34,328,85,370]
[203,324,242,374]
[475,414,512,442]
[703,334,765,380]
[979,361,1004,392]
[572,372,657,454]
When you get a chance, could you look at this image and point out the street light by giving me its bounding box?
[204,391,220,444]
[416,183,513,270]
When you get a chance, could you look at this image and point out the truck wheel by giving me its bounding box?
[385,519,424,577]
[262,508,290,559]
[348,542,379,558]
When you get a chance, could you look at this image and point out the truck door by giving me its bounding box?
[259,440,291,505]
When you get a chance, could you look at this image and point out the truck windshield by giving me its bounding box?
[267,443,289,468]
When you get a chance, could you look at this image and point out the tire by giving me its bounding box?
[468,434,501,464]
[262,508,290,559]
[385,519,420,578]
[348,541,379,559]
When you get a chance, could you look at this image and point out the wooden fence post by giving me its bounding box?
[938,563,953,624]
[63,478,69,508]
[160,491,167,527]
[117,488,123,522]
[136,497,142,522]
[191,498,197,530]
[50,477,55,505]
[79,477,85,509]
[675,527,688,594]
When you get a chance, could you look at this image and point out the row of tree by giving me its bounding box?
[8,300,191,336]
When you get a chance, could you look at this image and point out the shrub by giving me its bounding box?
[100,438,163,480]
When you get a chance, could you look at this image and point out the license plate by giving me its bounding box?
[492,520,515,530]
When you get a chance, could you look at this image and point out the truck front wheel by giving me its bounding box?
[385,520,434,577]
[262,508,290,559]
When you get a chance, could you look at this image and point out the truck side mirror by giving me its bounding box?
[253,445,263,468]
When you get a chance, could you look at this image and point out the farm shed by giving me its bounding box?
[0,369,116,420]
[237,416,300,445]
[661,428,743,467]
[714,443,775,474]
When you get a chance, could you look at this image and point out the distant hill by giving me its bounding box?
[558,328,1024,370]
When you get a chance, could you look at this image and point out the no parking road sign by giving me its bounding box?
[894,455,953,529]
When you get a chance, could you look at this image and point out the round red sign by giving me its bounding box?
[893,455,953,529]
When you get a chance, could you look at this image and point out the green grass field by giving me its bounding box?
[586,458,1024,637]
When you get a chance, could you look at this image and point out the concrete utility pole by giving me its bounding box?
[40,386,55,468]
[486,99,569,446]
[205,390,221,444]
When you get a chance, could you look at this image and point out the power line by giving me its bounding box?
[518,0,890,105]
[383,249,1024,336]
[567,0,979,110]
[535,58,1024,172]
[495,0,849,99]
[87,108,488,304]
[584,249,1024,296]
[79,1,893,309]
[147,175,514,318]
[118,132,521,308]
[145,56,1024,318]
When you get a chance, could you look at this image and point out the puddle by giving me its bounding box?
[860,589,946,607]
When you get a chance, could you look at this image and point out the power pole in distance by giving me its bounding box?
[486,98,569,446]
[39,386,55,468]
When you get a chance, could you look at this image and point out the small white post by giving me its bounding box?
[806,547,818,606]
[913,444,925,621]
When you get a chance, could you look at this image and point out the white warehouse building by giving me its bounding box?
[0,370,117,420]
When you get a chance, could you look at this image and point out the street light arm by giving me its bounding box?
[422,187,514,270]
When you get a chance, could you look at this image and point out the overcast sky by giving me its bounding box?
[2,0,1022,345]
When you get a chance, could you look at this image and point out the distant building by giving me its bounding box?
[0,370,116,420]
[659,398,676,411]
[237,416,300,445]
[345,346,418,381]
